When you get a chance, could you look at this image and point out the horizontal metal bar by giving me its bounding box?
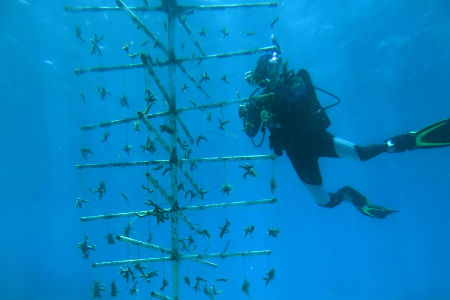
[64,5,163,13]
[64,2,277,13]
[184,2,278,11]
[181,198,277,211]
[76,159,169,170]
[91,249,269,268]
[185,154,276,164]
[180,249,271,260]
[79,111,167,130]
[73,46,275,75]
[80,93,274,131]
[80,198,276,222]
[80,211,148,222]
[75,154,275,170]
[74,63,144,75]
[92,255,218,268]
[175,93,274,114]
[80,210,156,222]
[176,46,277,64]
[151,45,278,66]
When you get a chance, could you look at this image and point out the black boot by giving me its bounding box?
[320,192,345,208]
[385,133,416,153]
[355,144,388,161]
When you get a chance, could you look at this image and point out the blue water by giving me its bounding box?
[1,0,450,299]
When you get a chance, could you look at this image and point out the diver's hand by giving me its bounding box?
[245,71,257,85]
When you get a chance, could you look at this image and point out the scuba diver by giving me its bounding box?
[239,37,450,218]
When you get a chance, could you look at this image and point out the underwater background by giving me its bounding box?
[1,0,450,299]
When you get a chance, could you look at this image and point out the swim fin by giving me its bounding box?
[338,186,398,219]
[386,118,450,152]
[354,199,399,219]
[414,118,450,149]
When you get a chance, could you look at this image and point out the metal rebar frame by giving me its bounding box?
[75,154,275,169]
[80,198,277,222]
[80,93,274,131]
[91,250,271,268]
[73,46,277,75]
[69,1,278,299]
[64,2,277,13]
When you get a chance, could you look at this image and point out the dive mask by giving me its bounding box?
[245,51,281,87]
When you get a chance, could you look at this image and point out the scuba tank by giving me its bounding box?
[267,68,340,138]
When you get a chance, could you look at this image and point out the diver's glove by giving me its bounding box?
[245,70,270,87]
[245,71,257,85]
[385,133,416,153]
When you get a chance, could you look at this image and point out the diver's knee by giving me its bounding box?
[333,137,359,160]
[304,183,329,206]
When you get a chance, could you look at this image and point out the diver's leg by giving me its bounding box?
[333,137,359,160]
[304,183,328,205]
[284,145,342,207]
[285,133,396,215]
[333,137,387,161]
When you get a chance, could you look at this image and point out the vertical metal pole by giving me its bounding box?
[167,1,180,300]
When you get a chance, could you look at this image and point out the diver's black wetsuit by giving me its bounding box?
[245,69,385,186]
[241,56,449,218]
